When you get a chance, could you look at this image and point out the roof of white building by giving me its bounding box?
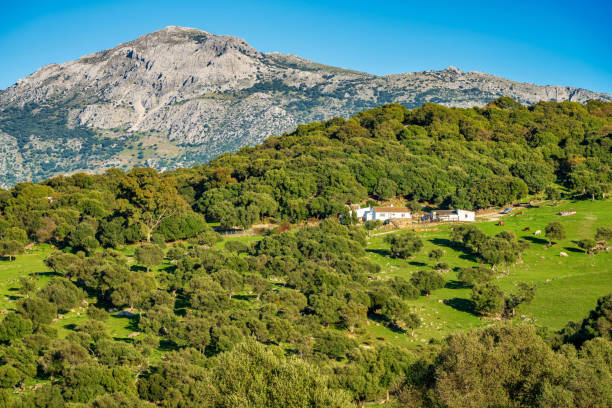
[374,206,411,213]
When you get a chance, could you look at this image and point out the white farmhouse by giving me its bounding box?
[353,207,372,220]
[430,209,475,222]
[353,206,411,222]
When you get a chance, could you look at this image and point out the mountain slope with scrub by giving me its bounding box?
[1,26,610,187]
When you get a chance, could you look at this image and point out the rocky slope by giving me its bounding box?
[1,26,610,187]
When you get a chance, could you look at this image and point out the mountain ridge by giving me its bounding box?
[1,25,610,188]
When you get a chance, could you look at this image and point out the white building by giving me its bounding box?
[353,206,411,222]
[430,209,475,222]
[353,207,372,220]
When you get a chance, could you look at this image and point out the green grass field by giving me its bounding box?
[0,199,610,353]
[362,199,612,347]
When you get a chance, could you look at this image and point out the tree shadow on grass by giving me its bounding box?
[121,316,140,332]
[233,294,257,301]
[130,265,147,272]
[159,264,176,273]
[445,280,470,290]
[563,247,583,253]
[367,312,405,334]
[113,337,135,344]
[444,298,476,315]
[63,323,77,331]
[365,249,390,257]
[523,236,548,245]
[34,271,61,277]
[158,339,179,352]
[458,253,479,262]
[409,261,427,267]
[430,238,458,249]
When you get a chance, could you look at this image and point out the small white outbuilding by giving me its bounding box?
[430,209,475,222]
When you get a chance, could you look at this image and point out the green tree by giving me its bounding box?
[70,222,99,253]
[430,325,569,408]
[577,238,596,253]
[16,297,57,328]
[384,232,423,259]
[410,270,445,296]
[339,300,367,333]
[212,269,243,299]
[457,266,495,286]
[503,282,536,317]
[0,239,24,261]
[595,226,612,242]
[38,279,86,313]
[478,236,520,270]
[428,248,444,261]
[471,282,505,316]
[134,243,164,273]
[381,296,419,335]
[246,273,270,301]
[374,178,397,200]
[119,168,188,241]
[545,221,566,245]
[0,312,32,343]
[110,271,155,311]
[18,276,36,297]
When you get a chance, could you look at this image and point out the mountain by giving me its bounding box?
[1,25,610,188]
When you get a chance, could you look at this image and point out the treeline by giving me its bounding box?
[1,98,611,254]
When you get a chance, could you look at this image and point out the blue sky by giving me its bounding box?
[1,0,611,93]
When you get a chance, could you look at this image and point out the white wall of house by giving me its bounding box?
[432,209,475,222]
[375,211,411,220]
[456,209,475,222]
[437,213,459,221]
[353,208,370,218]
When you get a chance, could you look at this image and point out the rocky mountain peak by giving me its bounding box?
[126,26,260,58]
[0,27,610,188]
[443,65,463,74]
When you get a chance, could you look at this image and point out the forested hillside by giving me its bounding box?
[0,99,610,406]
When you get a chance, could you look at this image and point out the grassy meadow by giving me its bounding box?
[362,199,612,347]
[0,199,610,352]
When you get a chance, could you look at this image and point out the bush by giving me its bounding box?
[457,266,495,286]
[410,270,445,295]
[595,227,612,242]
[158,212,208,241]
[224,240,249,254]
[577,238,596,253]
[471,282,505,315]
[38,279,86,313]
[384,232,423,258]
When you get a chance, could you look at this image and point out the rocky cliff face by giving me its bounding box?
[0,26,610,187]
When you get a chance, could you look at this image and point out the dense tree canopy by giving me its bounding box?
[0,99,610,406]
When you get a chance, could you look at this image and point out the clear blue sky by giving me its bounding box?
[1,0,611,93]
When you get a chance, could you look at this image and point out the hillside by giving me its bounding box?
[0,101,611,406]
[1,25,611,187]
